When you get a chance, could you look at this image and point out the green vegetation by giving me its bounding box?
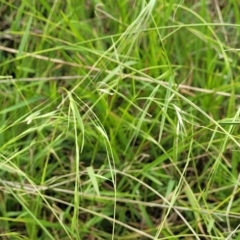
[0,0,240,239]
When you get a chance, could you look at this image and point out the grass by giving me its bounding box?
[0,0,240,239]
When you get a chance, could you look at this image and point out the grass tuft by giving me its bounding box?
[0,0,240,239]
